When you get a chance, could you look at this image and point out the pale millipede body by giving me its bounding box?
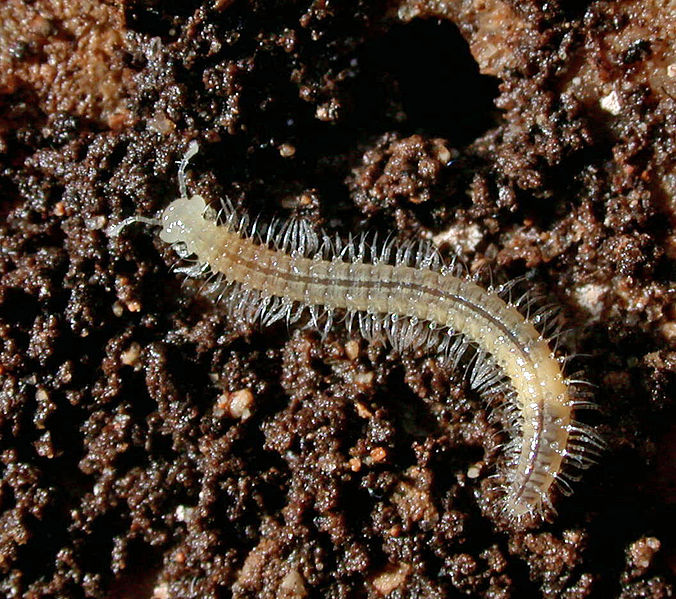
[111,142,603,522]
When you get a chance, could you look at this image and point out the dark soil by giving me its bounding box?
[0,1,674,598]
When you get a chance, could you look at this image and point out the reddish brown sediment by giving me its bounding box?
[0,1,674,598]
[0,0,134,145]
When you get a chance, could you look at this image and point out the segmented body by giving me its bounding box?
[155,188,602,521]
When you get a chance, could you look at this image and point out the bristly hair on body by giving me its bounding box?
[108,141,604,525]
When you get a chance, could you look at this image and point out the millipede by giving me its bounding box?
[109,141,604,523]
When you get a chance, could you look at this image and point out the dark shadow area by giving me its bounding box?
[125,0,202,40]
[357,18,500,146]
